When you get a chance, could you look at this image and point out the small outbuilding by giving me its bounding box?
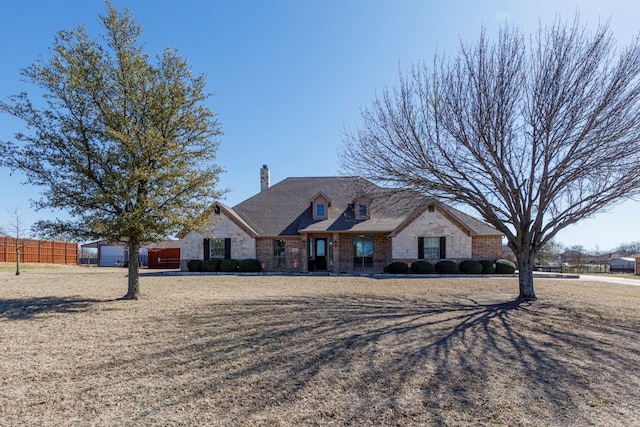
[609,257,636,274]
[81,240,128,267]
[147,240,181,269]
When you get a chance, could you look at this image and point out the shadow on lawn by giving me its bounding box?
[139,295,640,425]
[0,296,105,320]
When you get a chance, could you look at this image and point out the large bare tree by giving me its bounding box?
[341,18,640,299]
[1,3,224,299]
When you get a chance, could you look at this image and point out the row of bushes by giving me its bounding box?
[384,259,516,275]
[187,258,262,273]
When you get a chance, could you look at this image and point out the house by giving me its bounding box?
[180,167,503,273]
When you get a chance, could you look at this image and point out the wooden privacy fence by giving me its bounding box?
[0,237,78,265]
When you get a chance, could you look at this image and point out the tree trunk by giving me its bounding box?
[121,240,141,300]
[516,251,537,300]
[15,246,20,276]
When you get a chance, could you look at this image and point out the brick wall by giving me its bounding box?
[337,233,390,273]
[256,237,305,272]
[471,235,503,259]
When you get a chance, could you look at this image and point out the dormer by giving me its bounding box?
[352,193,372,220]
[311,192,331,220]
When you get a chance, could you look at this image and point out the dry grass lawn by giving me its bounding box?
[1,263,639,426]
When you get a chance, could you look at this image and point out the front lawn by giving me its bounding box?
[1,266,638,425]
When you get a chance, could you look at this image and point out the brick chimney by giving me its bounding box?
[260,164,270,192]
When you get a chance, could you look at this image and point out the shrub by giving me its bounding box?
[239,258,262,272]
[187,259,202,272]
[479,260,496,274]
[495,259,517,274]
[459,260,483,274]
[435,260,459,274]
[220,259,239,272]
[411,260,433,274]
[386,262,410,274]
[201,259,220,272]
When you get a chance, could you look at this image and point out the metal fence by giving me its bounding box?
[0,237,78,265]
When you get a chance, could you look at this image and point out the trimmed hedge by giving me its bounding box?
[459,260,483,274]
[239,258,262,272]
[187,259,202,272]
[220,259,239,272]
[495,259,517,274]
[385,262,410,274]
[411,260,433,274]
[480,260,496,274]
[435,260,459,274]
[201,259,220,272]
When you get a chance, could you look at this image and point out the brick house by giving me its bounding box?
[180,168,503,273]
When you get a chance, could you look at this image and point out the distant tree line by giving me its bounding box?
[535,239,640,267]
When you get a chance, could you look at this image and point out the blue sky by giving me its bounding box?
[1,0,639,251]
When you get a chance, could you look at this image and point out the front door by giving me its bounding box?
[314,238,327,271]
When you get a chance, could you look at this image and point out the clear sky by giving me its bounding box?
[1,0,639,251]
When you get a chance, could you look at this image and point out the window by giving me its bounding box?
[311,192,331,220]
[353,235,374,267]
[418,237,446,259]
[204,238,230,260]
[352,194,372,219]
[273,239,285,269]
[210,238,226,259]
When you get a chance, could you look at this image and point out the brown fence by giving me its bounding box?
[0,237,78,265]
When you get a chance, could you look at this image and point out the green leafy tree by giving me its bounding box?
[0,3,224,299]
[341,17,640,299]
[535,239,563,266]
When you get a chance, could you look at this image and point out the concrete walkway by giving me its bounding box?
[579,274,640,287]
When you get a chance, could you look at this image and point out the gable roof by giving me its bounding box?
[222,176,502,238]
[231,177,373,236]
[214,202,259,238]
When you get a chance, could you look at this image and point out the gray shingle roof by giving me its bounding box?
[228,176,502,237]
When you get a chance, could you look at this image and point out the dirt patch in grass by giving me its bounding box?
[1,265,639,426]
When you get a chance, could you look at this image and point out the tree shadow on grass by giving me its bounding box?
[0,296,107,320]
[121,294,640,425]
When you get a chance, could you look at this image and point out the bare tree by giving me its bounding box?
[614,241,640,256]
[341,17,640,299]
[5,207,30,275]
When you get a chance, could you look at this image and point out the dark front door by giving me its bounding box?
[314,238,327,271]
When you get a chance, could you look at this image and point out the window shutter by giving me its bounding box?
[439,237,446,259]
[418,237,424,259]
[203,238,210,261]
[224,238,231,259]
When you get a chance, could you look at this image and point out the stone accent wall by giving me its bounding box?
[392,209,472,260]
[180,211,255,271]
[260,165,270,192]
[471,235,503,259]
